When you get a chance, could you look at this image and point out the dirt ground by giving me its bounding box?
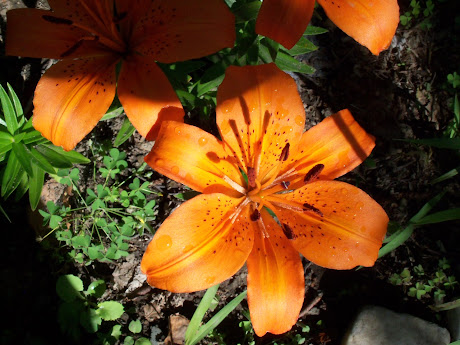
[1,0,459,344]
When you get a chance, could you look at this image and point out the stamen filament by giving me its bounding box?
[223,175,246,195]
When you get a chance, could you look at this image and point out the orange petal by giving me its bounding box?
[275,180,388,269]
[216,63,305,183]
[247,210,304,336]
[318,0,399,55]
[256,0,315,49]
[144,121,245,196]
[141,194,253,292]
[131,0,235,63]
[283,109,375,182]
[117,55,184,140]
[33,57,118,151]
[6,8,106,59]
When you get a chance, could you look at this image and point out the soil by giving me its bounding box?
[1,1,459,345]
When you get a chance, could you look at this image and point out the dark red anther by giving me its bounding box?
[281,181,290,189]
[250,209,260,221]
[42,15,73,25]
[303,203,323,217]
[304,164,324,183]
[247,167,256,189]
[282,223,296,240]
[279,143,290,161]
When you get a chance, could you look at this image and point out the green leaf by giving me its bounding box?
[282,37,318,56]
[86,279,106,298]
[80,308,102,333]
[124,336,135,345]
[413,208,460,225]
[0,84,18,134]
[97,301,124,321]
[36,144,74,168]
[128,320,142,334]
[29,163,45,210]
[11,142,34,176]
[398,137,460,149]
[187,290,247,345]
[111,324,122,340]
[275,51,315,74]
[114,117,136,147]
[22,129,45,145]
[431,166,460,184]
[304,25,328,35]
[56,274,84,302]
[58,301,84,340]
[185,284,219,344]
[1,151,25,199]
[259,37,279,63]
[101,106,124,121]
[134,338,152,345]
[233,1,261,23]
[7,83,24,126]
[29,147,57,173]
[379,225,415,258]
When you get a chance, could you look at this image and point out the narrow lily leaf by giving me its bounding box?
[185,284,219,344]
[11,142,34,176]
[0,204,11,222]
[304,25,328,35]
[413,208,460,225]
[114,117,136,147]
[430,166,460,184]
[0,84,18,134]
[13,170,29,201]
[275,51,315,74]
[36,144,90,165]
[409,191,445,224]
[259,37,279,62]
[188,290,247,345]
[398,137,460,149]
[1,152,25,199]
[0,127,13,141]
[29,147,57,174]
[35,144,74,168]
[379,225,414,258]
[29,163,45,210]
[100,106,124,121]
[23,130,46,145]
[233,1,261,23]
[7,83,24,127]
[0,141,12,156]
[282,37,318,56]
[379,192,446,258]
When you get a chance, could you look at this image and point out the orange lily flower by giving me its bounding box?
[141,63,388,336]
[256,0,400,55]
[6,0,235,150]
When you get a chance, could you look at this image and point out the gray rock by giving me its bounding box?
[342,305,450,345]
[447,307,460,341]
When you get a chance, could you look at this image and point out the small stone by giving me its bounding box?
[342,305,450,345]
[447,306,460,341]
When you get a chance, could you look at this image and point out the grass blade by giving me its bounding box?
[413,208,460,225]
[189,290,247,345]
[185,284,219,344]
[0,84,18,134]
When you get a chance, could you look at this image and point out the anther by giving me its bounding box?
[303,203,324,217]
[247,167,257,189]
[282,223,296,240]
[304,164,324,183]
[250,209,260,221]
[279,143,290,161]
[281,181,290,189]
[42,15,73,25]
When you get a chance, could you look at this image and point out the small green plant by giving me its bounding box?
[400,0,436,28]
[40,148,158,265]
[0,83,89,211]
[56,274,124,341]
[389,259,458,303]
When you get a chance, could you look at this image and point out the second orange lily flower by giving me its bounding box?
[141,63,389,336]
[256,0,400,55]
[6,0,235,150]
